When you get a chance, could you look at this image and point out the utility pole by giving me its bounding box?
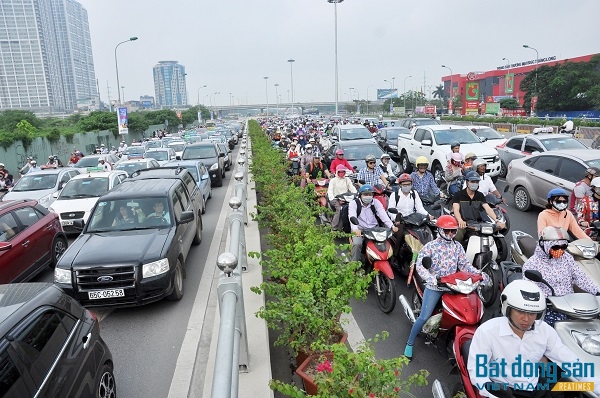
[106,81,112,112]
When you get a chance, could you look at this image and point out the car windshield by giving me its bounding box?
[87,197,173,232]
[115,162,147,175]
[182,166,199,181]
[76,157,104,168]
[341,144,383,161]
[145,141,162,149]
[145,151,169,161]
[383,128,409,139]
[182,146,217,159]
[126,147,145,155]
[59,177,109,199]
[434,129,481,145]
[169,143,185,152]
[415,119,440,126]
[12,174,58,191]
[540,137,587,151]
[474,127,504,139]
[340,128,372,141]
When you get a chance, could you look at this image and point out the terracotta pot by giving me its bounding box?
[295,331,348,367]
[295,353,333,396]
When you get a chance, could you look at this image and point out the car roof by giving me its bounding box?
[104,178,177,199]
[69,170,125,179]
[510,133,571,140]
[336,125,369,129]
[24,168,71,176]
[118,159,152,164]
[185,142,217,148]
[338,139,382,148]
[129,166,192,180]
[530,149,600,162]
[145,148,170,152]
[0,199,37,212]
[0,283,62,333]
[380,126,409,130]
[417,124,470,131]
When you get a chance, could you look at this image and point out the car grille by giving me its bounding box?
[61,211,85,219]
[76,266,136,291]
[481,156,497,163]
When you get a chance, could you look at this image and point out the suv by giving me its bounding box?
[54,178,203,307]
[181,142,226,187]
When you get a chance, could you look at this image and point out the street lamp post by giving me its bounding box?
[197,85,207,105]
[264,76,269,116]
[522,44,539,95]
[403,75,412,113]
[327,0,344,115]
[366,85,374,114]
[392,77,396,90]
[384,79,392,89]
[441,65,453,113]
[287,59,295,115]
[274,83,279,116]
[121,86,125,103]
[114,36,138,106]
[229,92,233,107]
[502,57,510,76]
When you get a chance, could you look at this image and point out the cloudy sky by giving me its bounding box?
[79,0,599,107]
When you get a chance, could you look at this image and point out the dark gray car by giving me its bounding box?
[376,126,410,157]
[181,142,225,187]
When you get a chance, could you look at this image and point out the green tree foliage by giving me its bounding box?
[432,84,447,101]
[143,109,179,131]
[499,98,520,109]
[46,128,61,143]
[15,120,37,148]
[0,110,40,131]
[127,112,150,133]
[77,111,118,134]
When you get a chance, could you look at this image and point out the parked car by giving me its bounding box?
[0,283,115,397]
[217,143,232,171]
[322,140,401,176]
[122,146,145,160]
[49,170,128,234]
[181,142,226,187]
[466,125,508,150]
[505,149,600,211]
[496,133,587,178]
[54,177,203,307]
[144,148,177,166]
[0,200,68,283]
[114,158,160,177]
[3,168,81,208]
[72,154,121,169]
[376,126,410,157]
[144,139,163,150]
[163,160,212,213]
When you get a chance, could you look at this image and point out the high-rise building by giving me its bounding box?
[153,61,187,108]
[0,0,97,114]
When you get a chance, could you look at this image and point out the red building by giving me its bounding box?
[441,53,599,115]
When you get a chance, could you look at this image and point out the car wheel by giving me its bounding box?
[225,161,231,171]
[499,160,508,178]
[97,363,116,398]
[432,162,444,187]
[513,186,532,212]
[208,188,212,199]
[215,175,223,187]
[51,236,68,268]
[192,215,202,245]
[167,259,184,301]
[400,152,412,173]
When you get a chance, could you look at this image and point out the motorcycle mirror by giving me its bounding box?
[503,185,509,193]
[358,179,366,184]
[422,256,432,269]
[388,208,398,214]
[523,270,556,296]
[349,216,359,225]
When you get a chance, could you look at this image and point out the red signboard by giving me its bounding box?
[466,101,479,109]
[424,105,436,114]
[501,108,527,116]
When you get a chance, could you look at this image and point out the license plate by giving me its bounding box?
[88,289,125,300]
[61,220,74,226]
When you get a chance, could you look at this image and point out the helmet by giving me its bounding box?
[358,184,374,195]
[305,144,313,150]
[451,153,463,162]
[397,173,412,184]
[437,215,458,229]
[365,154,376,163]
[591,177,600,189]
[473,159,487,170]
[586,168,599,178]
[335,149,344,155]
[501,280,546,319]
[48,155,53,159]
[450,141,460,149]
[31,160,37,165]
[0,163,4,167]
[547,188,568,201]
[99,157,105,162]
[539,226,570,242]
[464,152,477,160]
[335,165,347,173]
[465,171,481,181]
[309,138,315,143]
[415,156,429,166]
[380,153,390,160]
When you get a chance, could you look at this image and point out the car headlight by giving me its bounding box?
[493,155,500,163]
[389,144,398,150]
[38,194,53,208]
[54,267,71,284]
[209,163,219,171]
[143,258,169,278]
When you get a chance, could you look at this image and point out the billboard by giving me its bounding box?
[465,82,479,101]
[484,103,500,115]
[377,89,398,99]
[505,73,514,94]
[424,105,436,114]
[118,107,128,135]
[141,100,153,109]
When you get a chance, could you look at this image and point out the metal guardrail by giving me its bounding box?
[211,123,250,398]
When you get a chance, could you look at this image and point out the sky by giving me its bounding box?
[78,0,600,108]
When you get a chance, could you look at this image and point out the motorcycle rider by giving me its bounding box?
[446,141,463,161]
[469,279,600,398]
[26,160,41,174]
[378,153,394,181]
[453,171,505,242]
[561,117,574,134]
[538,188,588,240]
[286,143,300,160]
[568,168,599,213]
[523,226,600,326]
[349,184,397,263]
[403,215,488,360]
[302,154,330,187]
[576,176,600,229]
[445,153,465,196]
[470,158,506,204]
[462,152,477,173]
[410,156,441,199]
[357,154,391,188]
[329,149,353,173]
[327,165,357,230]
[299,143,315,171]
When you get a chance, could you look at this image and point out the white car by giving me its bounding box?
[167,141,186,159]
[49,170,128,234]
[144,148,177,166]
[114,158,160,177]
[2,168,81,208]
[466,125,508,150]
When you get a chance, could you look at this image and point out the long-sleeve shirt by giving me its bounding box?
[327,176,356,200]
[576,195,600,226]
[410,171,440,197]
[357,166,385,186]
[444,164,463,183]
[415,237,484,290]
[388,190,428,218]
[537,208,588,240]
[348,197,393,233]
[329,158,353,173]
[468,317,600,397]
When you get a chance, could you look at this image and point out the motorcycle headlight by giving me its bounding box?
[480,225,494,235]
[575,244,597,259]
[54,267,71,284]
[371,230,390,242]
[447,278,478,294]
[573,331,600,356]
[209,163,219,171]
[143,258,169,278]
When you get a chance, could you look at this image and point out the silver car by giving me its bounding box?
[497,133,587,178]
[505,149,600,212]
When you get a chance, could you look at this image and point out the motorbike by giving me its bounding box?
[400,257,484,359]
[421,191,449,219]
[349,216,396,313]
[287,157,301,177]
[482,193,510,235]
[311,178,331,224]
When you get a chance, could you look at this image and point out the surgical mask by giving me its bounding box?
[400,185,412,194]
[552,201,568,211]
[439,228,457,241]
[549,248,565,259]
[468,183,479,191]
[361,195,373,205]
[306,149,312,154]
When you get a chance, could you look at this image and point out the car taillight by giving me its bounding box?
[87,309,100,332]
[496,142,507,149]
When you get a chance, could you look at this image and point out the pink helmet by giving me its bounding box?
[335,149,344,155]
[335,165,347,173]
[451,153,463,162]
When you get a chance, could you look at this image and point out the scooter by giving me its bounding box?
[350,216,396,314]
[399,257,484,356]
[311,178,331,225]
[483,193,510,235]
[421,191,448,219]
[287,157,301,177]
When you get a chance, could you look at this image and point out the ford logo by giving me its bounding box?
[97,276,113,282]
[69,213,75,217]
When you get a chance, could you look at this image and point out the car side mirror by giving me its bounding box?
[178,211,194,224]
[421,139,432,146]
[219,153,225,158]
[52,192,59,198]
[201,174,209,181]
[73,219,85,230]
[176,156,181,160]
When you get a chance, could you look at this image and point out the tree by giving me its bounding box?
[143,109,179,132]
[499,98,520,109]
[77,111,118,134]
[14,120,38,148]
[127,112,150,133]
[432,85,446,101]
[0,110,40,131]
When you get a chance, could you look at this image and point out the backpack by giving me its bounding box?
[392,189,417,214]
[340,198,380,233]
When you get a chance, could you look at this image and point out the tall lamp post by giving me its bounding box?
[502,57,510,76]
[384,79,392,89]
[327,0,344,115]
[366,85,374,114]
[114,36,138,106]
[263,76,269,116]
[287,59,295,115]
[522,44,539,94]
[403,75,412,113]
[441,65,453,113]
[197,85,207,105]
[274,83,280,116]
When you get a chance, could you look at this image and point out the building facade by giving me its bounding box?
[0,0,97,114]
[153,61,187,108]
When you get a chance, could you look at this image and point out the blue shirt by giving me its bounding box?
[410,171,440,197]
[358,166,384,186]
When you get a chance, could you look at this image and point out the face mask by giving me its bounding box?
[439,228,457,241]
[306,149,312,154]
[552,202,568,211]
[361,195,373,205]
[400,185,412,194]
[468,183,479,191]
[549,248,565,259]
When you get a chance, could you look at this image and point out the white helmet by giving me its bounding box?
[305,144,313,150]
[501,279,546,320]
[591,177,600,189]
[539,226,569,242]
[473,158,487,170]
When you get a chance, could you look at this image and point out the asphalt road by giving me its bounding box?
[349,178,541,395]
[31,151,236,398]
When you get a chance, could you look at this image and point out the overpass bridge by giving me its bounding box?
[210,100,384,117]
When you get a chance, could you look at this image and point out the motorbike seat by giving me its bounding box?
[460,338,472,369]
[517,235,537,259]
